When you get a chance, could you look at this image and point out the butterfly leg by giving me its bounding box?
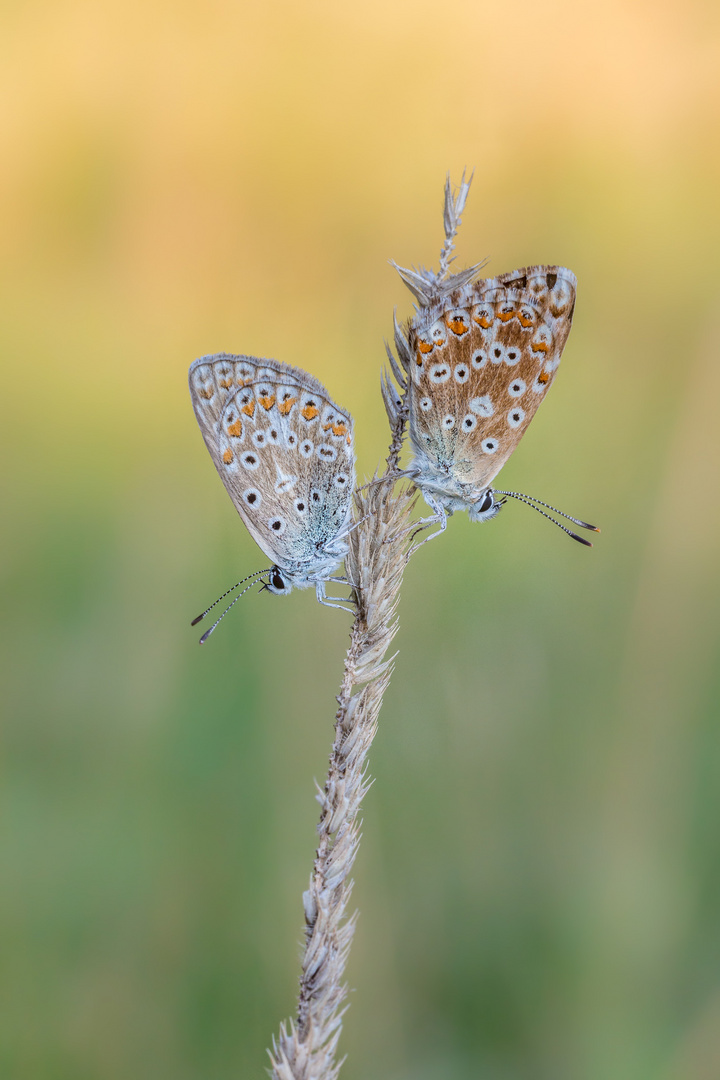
[325,574,362,591]
[315,581,356,614]
[407,494,449,551]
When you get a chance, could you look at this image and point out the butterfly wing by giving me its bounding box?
[407,266,576,494]
[189,354,355,571]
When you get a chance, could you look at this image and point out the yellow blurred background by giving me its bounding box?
[2,1,720,1077]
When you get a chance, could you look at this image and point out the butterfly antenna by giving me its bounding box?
[197,579,264,644]
[496,490,595,547]
[495,491,599,534]
[191,569,271,627]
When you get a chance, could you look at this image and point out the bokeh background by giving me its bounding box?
[2,2,720,1077]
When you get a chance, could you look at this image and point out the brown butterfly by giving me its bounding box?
[386,177,597,544]
[390,262,597,543]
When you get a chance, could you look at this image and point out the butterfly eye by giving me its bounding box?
[478,491,494,513]
[271,568,286,590]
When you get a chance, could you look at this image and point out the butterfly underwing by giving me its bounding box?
[189,353,356,606]
[398,264,577,527]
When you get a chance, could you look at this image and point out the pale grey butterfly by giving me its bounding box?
[189,354,356,641]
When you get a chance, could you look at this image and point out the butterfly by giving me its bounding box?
[389,261,598,545]
[189,353,356,640]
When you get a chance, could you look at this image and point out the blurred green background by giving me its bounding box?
[2,2,720,1077]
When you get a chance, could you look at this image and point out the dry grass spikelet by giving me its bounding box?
[269,175,472,1080]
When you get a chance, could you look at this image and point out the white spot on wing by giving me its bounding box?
[317,444,338,462]
[429,362,451,384]
[274,475,297,494]
[470,395,494,418]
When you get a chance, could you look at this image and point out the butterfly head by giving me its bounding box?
[265,566,293,596]
[468,488,502,523]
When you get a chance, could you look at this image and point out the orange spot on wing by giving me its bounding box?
[332,422,347,437]
[531,342,549,353]
[474,313,493,328]
[219,377,234,389]
[518,313,534,328]
[538,371,550,384]
[227,419,243,438]
[278,396,296,415]
[199,388,213,399]
[259,394,275,410]
[418,339,434,354]
[301,404,319,421]
[447,316,468,335]
[241,400,256,417]
[222,448,234,464]
[346,434,351,445]
[497,309,516,323]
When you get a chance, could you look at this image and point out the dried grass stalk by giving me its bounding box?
[268,175,472,1080]
[267,477,416,1080]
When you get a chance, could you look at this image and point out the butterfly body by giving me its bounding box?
[403,265,576,524]
[189,353,355,606]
